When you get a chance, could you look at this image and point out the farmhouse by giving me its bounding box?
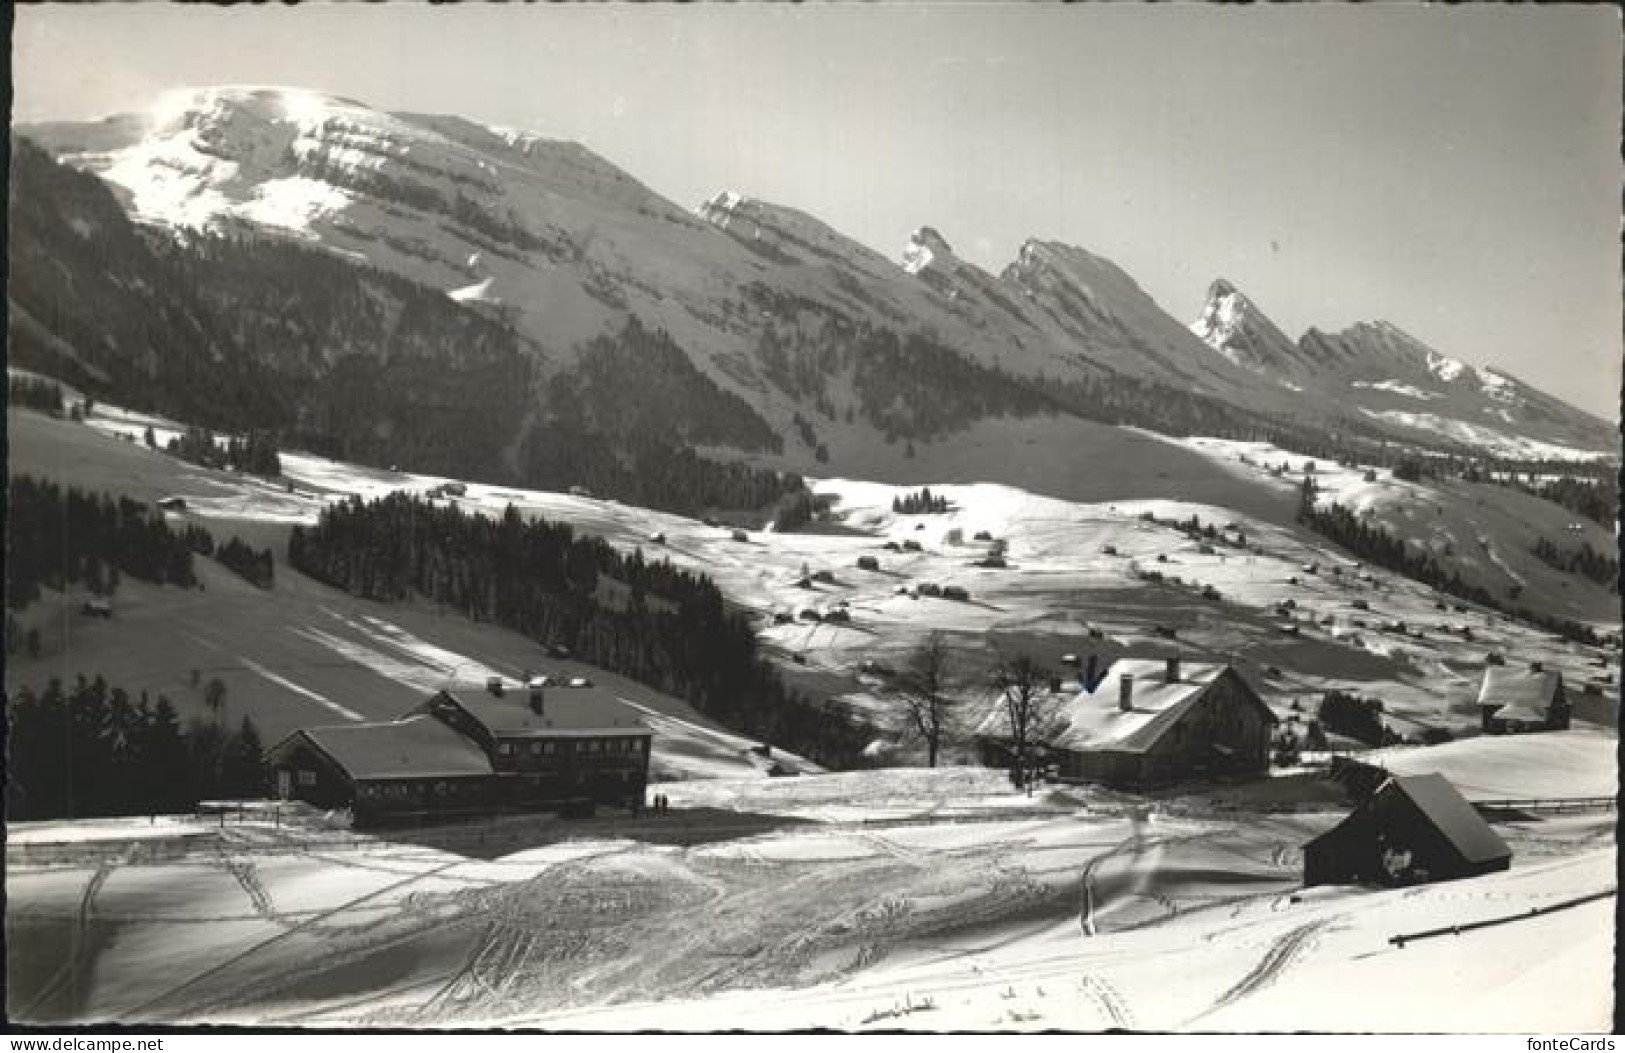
[269,679,652,826]
[1477,662,1570,734]
[1303,774,1511,887]
[1042,658,1276,789]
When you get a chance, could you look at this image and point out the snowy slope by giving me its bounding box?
[6,769,1612,1030]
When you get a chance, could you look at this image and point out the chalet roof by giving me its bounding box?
[298,715,494,781]
[974,659,1272,755]
[1478,666,1563,723]
[1054,660,1228,754]
[1305,773,1511,867]
[437,686,652,738]
[1385,774,1511,865]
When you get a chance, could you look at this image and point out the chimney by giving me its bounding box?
[1119,674,1135,712]
[528,678,546,714]
[1084,654,1099,690]
[486,676,505,698]
[1165,655,1181,683]
[1529,660,1544,673]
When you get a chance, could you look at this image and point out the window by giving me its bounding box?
[297,770,317,786]
[498,742,514,757]
[542,742,555,756]
[530,741,544,756]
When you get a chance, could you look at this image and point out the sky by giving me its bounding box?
[11,4,1622,418]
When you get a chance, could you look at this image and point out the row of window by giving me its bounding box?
[354,771,642,801]
[496,737,646,758]
[359,781,444,800]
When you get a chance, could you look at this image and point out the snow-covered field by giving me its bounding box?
[16,402,1619,759]
[8,401,1618,1031]
[6,768,1613,1030]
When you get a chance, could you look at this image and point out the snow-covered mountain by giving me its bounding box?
[19,85,1616,466]
[1190,279,1615,458]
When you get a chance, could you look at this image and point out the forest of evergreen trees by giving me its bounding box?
[216,537,276,589]
[6,676,266,820]
[770,489,836,532]
[1299,497,1603,645]
[166,425,283,477]
[892,488,951,514]
[288,494,873,766]
[1530,537,1618,587]
[1526,476,1617,528]
[9,375,64,416]
[6,475,198,609]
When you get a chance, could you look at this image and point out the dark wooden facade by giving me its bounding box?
[1304,775,1511,887]
[270,683,653,827]
[1052,668,1275,789]
[268,733,496,826]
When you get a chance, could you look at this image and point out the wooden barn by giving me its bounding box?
[1303,774,1511,887]
[269,679,652,826]
[268,714,496,826]
[1020,657,1275,790]
[1477,662,1570,734]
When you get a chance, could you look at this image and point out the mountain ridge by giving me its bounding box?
[18,85,1616,465]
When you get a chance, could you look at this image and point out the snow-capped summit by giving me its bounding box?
[19,84,1615,468]
[1188,277,1300,372]
[900,226,955,275]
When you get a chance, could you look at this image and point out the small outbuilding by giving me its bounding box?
[1478,662,1570,733]
[1303,774,1511,887]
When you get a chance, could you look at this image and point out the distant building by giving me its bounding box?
[1303,774,1511,887]
[1477,662,1570,734]
[983,657,1276,789]
[269,680,652,826]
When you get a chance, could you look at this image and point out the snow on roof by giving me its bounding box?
[1050,659,1237,754]
[1478,666,1562,722]
[299,715,493,781]
[441,686,652,737]
[1387,774,1511,866]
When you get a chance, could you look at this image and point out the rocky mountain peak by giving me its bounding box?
[900,226,956,275]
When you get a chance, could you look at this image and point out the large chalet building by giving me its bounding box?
[977,657,1277,790]
[269,679,653,826]
[1477,662,1571,734]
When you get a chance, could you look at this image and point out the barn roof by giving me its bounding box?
[297,715,494,781]
[1386,774,1511,865]
[437,686,652,738]
[1477,666,1563,723]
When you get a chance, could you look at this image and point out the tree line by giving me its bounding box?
[9,375,65,416]
[1299,497,1602,645]
[892,488,951,515]
[6,675,266,820]
[1530,537,1618,587]
[164,425,283,478]
[287,494,873,766]
[7,475,198,609]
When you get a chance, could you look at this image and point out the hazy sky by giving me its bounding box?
[12,4,1622,418]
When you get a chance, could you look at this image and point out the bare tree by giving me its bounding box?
[992,651,1063,795]
[898,631,960,767]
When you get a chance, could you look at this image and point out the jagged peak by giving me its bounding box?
[900,225,956,275]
